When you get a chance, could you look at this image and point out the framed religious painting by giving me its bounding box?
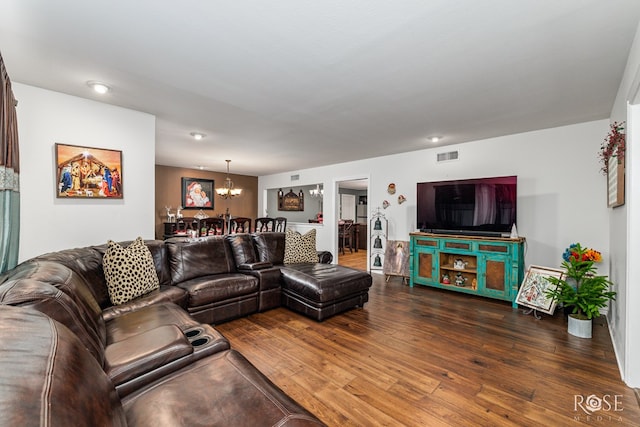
[55,143,123,198]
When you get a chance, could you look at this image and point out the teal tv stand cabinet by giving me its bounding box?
[409,233,525,307]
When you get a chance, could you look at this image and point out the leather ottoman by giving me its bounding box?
[280,263,372,321]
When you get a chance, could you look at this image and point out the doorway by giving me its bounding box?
[337,178,369,271]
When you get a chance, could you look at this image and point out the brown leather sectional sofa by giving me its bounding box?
[0,232,372,426]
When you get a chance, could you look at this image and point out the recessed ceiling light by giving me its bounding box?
[190,132,206,140]
[198,166,205,170]
[429,136,441,143]
[87,81,110,94]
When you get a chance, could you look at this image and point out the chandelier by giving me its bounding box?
[309,184,323,198]
[216,160,242,199]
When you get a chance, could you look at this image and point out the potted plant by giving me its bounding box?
[545,243,616,338]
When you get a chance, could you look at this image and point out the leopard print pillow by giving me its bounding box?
[103,237,160,305]
[284,229,318,264]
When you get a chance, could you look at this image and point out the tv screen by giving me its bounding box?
[417,176,517,236]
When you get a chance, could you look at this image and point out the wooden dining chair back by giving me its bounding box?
[230,217,252,234]
[274,217,287,232]
[175,217,198,235]
[338,220,354,255]
[255,217,275,232]
[200,217,225,235]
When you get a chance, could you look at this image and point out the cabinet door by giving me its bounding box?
[414,249,437,283]
[412,238,438,285]
[481,254,511,298]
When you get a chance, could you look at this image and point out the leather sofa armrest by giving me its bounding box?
[105,324,193,385]
[237,261,273,271]
[102,285,188,322]
[317,251,333,264]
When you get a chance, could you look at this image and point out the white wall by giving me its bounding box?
[610,19,640,388]
[14,83,156,261]
[259,120,610,273]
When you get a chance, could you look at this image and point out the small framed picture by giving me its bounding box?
[181,177,214,209]
[515,265,565,315]
[55,143,123,198]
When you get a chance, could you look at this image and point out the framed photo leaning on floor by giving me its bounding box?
[515,265,565,315]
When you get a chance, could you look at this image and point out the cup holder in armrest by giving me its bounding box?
[190,337,210,347]
[184,327,203,339]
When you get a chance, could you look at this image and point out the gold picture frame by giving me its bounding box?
[55,143,123,198]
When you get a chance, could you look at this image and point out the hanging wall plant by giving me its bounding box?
[598,121,625,176]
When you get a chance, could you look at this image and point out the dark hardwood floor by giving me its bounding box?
[216,274,640,426]
[337,248,368,271]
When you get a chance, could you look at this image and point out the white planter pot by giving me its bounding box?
[568,315,592,338]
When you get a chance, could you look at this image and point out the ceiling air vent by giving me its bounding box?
[437,150,459,162]
[290,174,300,181]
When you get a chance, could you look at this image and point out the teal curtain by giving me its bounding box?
[0,51,20,274]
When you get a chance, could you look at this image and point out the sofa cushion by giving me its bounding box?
[102,285,188,322]
[0,279,106,366]
[225,233,258,265]
[30,246,111,308]
[105,302,203,344]
[166,236,235,284]
[105,325,193,385]
[0,260,107,351]
[252,232,286,265]
[176,274,259,307]
[284,229,318,264]
[103,237,160,305]
[0,306,127,427]
[121,350,325,427]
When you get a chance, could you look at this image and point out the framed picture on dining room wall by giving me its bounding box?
[181,177,214,209]
[55,143,123,198]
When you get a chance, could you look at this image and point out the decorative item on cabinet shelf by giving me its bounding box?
[442,273,450,284]
[454,272,466,287]
[453,258,468,270]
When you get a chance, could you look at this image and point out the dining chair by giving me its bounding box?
[338,220,354,255]
[274,217,287,232]
[230,217,252,233]
[200,217,225,235]
[255,217,275,232]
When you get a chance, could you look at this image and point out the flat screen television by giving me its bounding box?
[417,175,517,237]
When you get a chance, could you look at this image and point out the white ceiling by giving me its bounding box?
[2,1,639,176]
